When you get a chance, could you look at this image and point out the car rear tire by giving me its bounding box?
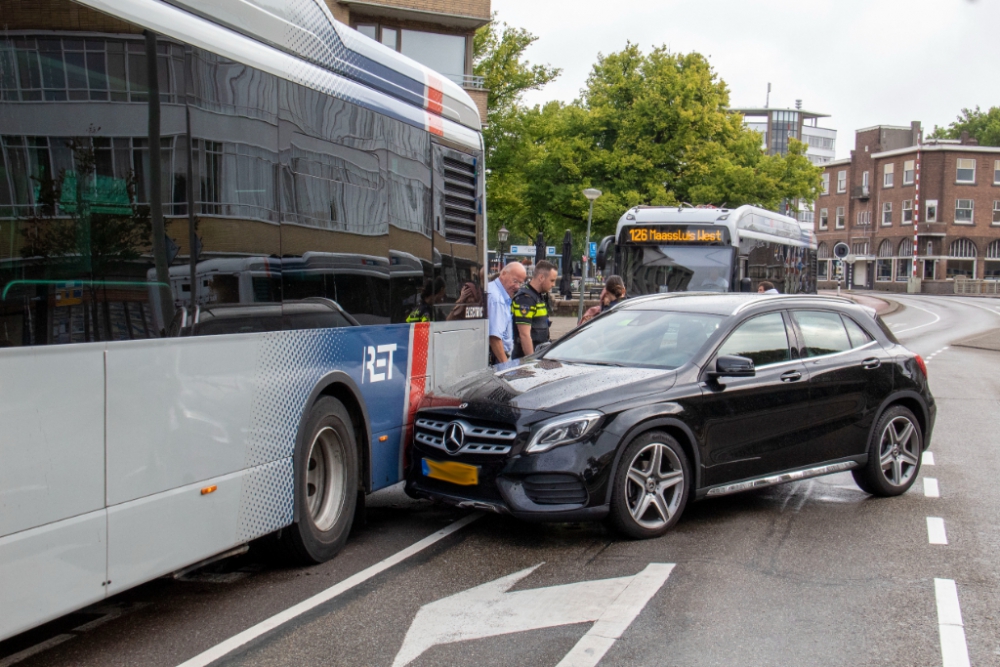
[852,405,922,497]
[282,396,359,564]
[609,431,690,539]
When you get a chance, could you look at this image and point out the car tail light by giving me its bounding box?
[914,354,927,378]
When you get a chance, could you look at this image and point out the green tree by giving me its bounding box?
[930,106,1000,146]
[500,45,823,244]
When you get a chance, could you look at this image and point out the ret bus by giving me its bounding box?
[0,0,488,641]
[597,205,818,295]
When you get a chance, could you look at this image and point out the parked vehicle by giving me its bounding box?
[406,293,935,538]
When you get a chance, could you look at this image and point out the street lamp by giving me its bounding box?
[577,188,602,320]
[497,225,509,270]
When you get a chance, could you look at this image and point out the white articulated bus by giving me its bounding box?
[0,0,488,640]
[598,205,818,295]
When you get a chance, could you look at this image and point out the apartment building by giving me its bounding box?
[325,0,490,123]
[814,122,1000,292]
[735,104,837,166]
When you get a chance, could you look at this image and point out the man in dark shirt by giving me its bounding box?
[511,260,557,359]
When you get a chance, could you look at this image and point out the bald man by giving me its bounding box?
[487,261,527,364]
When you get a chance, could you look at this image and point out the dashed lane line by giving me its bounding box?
[923,451,936,466]
[924,478,940,498]
[935,578,971,667]
[927,517,948,545]
[175,513,480,667]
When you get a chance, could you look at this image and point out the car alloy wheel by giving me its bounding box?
[878,415,920,487]
[624,441,686,530]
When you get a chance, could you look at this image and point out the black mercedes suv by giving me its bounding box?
[405,293,935,539]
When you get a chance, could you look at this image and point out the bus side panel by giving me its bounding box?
[0,510,107,641]
[428,320,487,393]
[106,467,247,595]
[105,336,261,506]
[0,346,105,538]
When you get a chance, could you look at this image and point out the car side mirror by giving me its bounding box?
[710,355,755,379]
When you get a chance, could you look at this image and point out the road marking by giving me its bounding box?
[0,635,75,667]
[923,451,936,466]
[176,514,480,667]
[923,478,940,498]
[891,301,941,334]
[392,563,674,667]
[927,517,948,545]
[935,578,971,667]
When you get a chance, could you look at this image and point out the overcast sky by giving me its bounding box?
[490,0,998,159]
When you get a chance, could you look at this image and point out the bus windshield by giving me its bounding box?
[620,245,736,294]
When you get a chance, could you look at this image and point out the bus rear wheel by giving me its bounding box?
[283,396,358,564]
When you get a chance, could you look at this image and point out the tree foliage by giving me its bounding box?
[930,106,1000,147]
[477,34,823,247]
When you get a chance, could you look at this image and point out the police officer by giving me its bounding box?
[511,260,558,359]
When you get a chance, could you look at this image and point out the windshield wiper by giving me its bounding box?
[561,359,626,367]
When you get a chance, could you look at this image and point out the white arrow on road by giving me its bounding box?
[392,562,674,667]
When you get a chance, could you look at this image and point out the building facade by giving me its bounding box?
[735,105,837,166]
[325,0,490,123]
[815,122,1000,292]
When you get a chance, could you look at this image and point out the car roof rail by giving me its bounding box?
[732,293,856,315]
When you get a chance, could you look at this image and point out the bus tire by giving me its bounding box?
[283,396,359,564]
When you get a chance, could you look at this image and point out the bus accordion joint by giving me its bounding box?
[201,485,218,495]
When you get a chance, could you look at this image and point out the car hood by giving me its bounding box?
[423,358,677,419]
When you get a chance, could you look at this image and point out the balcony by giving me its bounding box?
[851,185,870,200]
[916,222,947,236]
[338,0,491,29]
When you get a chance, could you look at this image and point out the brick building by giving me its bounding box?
[325,0,491,123]
[815,122,1000,293]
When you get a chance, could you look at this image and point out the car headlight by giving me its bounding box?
[525,411,603,454]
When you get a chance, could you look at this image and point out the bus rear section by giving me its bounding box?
[0,0,487,641]
[606,205,818,295]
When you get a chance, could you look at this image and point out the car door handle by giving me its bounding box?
[780,370,802,382]
[862,357,881,370]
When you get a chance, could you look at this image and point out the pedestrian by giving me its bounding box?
[757,280,779,294]
[511,259,558,359]
[406,277,446,322]
[578,275,628,325]
[446,266,485,321]
[486,261,526,364]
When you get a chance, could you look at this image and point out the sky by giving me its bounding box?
[490,0,999,160]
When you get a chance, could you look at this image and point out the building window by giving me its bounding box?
[955,199,974,224]
[821,173,830,195]
[852,241,869,256]
[883,163,894,187]
[817,243,829,280]
[995,159,1000,185]
[882,202,892,225]
[819,208,829,229]
[956,158,976,184]
[862,171,869,191]
[354,23,467,86]
[926,199,938,222]
[897,238,913,281]
[876,240,893,281]
[856,210,870,226]
[903,159,915,185]
[902,199,913,224]
[993,200,1000,225]
[947,238,977,278]
[837,170,846,193]
[986,240,1000,279]
[835,206,845,228]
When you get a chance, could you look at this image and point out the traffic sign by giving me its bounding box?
[507,245,558,257]
[589,242,597,259]
[393,563,674,667]
[833,242,850,259]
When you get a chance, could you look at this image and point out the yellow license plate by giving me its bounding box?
[422,458,479,486]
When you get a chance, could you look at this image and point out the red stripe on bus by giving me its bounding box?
[426,79,444,115]
[427,113,444,136]
[403,322,430,463]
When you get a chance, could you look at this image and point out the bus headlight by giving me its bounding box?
[525,411,603,454]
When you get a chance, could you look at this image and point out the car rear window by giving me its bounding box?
[791,310,851,357]
[842,316,874,348]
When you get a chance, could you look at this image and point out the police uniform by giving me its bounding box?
[510,283,550,359]
[405,302,432,323]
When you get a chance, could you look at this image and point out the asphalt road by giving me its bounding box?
[3,293,1000,667]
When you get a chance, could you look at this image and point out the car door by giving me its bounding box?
[788,309,892,465]
[695,311,813,487]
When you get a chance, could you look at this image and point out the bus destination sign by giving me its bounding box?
[624,225,729,245]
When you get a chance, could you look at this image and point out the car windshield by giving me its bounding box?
[621,245,735,294]
[546,309,723,369]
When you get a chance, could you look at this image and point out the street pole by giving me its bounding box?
[577,189,601,320]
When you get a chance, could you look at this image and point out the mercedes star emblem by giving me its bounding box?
[444,422,465,454]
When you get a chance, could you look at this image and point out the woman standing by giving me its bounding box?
[578,275,628,325]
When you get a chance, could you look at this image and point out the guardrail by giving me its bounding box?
[455,74,486,90]
[954,277,1000,294]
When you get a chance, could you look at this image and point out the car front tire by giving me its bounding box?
[609,431,690,539]
[852,405,922,497]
